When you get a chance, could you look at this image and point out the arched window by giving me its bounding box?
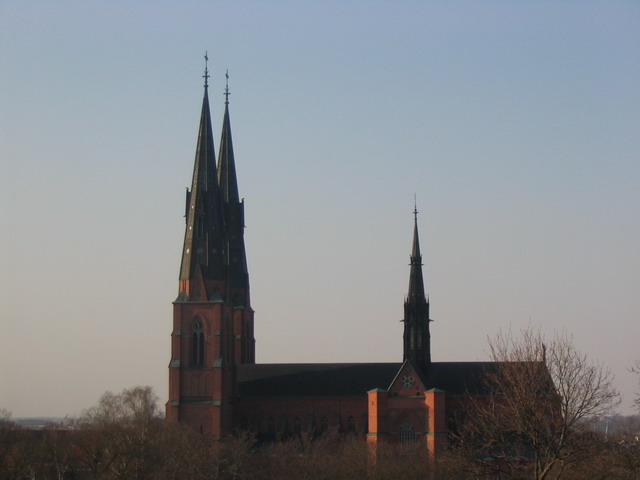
[399,420,416,444]
[267,417,275,435]
[347,416,356,434]
[294,417,302,436]
[320,416,329,434]
[192,319,204,366]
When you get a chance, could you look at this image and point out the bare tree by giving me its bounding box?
[632,360,640,413]
[459,327,620,480]
[73,385,166,480]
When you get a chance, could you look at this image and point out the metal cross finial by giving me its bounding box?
[413,194,418,220]
[224,69,230,105]
[203,51,210,89]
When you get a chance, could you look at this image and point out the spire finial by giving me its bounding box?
[203,51,210,89]
[413,194,418,221]
[224,69,230,105]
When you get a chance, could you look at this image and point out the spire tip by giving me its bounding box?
[203,51,210,89]
[224,69,230,105]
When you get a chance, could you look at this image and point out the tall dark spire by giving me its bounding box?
[408,204,426,304]
[403,205,431,370]
[217,71,239,205]
[217,72,250,306]
[178,61,225,299]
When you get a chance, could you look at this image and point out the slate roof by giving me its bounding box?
[237,361,500,398]
[237,363,400,397]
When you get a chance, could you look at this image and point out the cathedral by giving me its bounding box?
[166,68,493,456]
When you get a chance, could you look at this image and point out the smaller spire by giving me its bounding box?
[203,51,210,89]
[224,69,230,105]
[412,200,421,261]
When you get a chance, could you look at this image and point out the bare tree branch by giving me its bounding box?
[459,326,620,480]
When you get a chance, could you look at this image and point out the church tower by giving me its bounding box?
[166,61,254,438]
[402,206,431,372]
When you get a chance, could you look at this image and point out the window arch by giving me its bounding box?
[399,420,416,443]
[192,318,204,366]
[347,416,356,434]
[320,416,329,434]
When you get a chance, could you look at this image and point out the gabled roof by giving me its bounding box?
[387,360,429,392]
[237,361,504,398]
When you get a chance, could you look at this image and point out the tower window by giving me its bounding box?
[192,319,204,366]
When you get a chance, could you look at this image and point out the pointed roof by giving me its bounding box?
[178,81,224,287]
[192,88,217,193]
[407,207,426,303]
[217,74,240,204]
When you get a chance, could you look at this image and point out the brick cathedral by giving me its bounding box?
[166,69,492,456]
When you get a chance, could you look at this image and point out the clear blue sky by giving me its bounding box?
[1,1,638,417]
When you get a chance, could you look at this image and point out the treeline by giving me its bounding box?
[3,328,639,480]
[1,412,638,480]
[1,388,638,480]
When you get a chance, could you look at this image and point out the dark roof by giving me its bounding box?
[237,363,400,397]
[427,362,496,396]
[237,361,500,398]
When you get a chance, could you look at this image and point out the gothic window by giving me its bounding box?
[347,416,356,434]
[410,326,415,350]
[192,319,204,366]
[399,420,416,444]
[320,416,329,434]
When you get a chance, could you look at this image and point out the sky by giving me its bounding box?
[1,1,638,418]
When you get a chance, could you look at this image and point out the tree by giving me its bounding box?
[632,360,640,413]
[459,327,620,480]
[73,385,166,479]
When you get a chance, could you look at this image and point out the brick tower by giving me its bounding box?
[166,63,254,437]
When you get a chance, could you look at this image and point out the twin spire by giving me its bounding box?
[178,56,249,305]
